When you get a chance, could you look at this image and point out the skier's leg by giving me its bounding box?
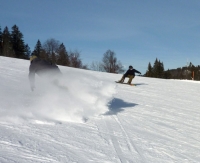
[127,75,134,84]
[118,75,125,83]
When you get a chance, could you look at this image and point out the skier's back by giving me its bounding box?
[29,55,62,91]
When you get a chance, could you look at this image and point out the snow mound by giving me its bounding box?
[0,57,116,123]
[29,73,116,122]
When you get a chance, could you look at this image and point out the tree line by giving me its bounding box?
[1,25,199,78]
[145,58,171,79]
[144,58,200,80]
[0,25,124,73]
[0,25,30,59]
[31,38,87,69]
[169,63,200,80]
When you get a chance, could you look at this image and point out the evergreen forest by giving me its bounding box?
[144,58,200,80]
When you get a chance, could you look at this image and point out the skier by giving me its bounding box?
[29,55,62,91]
[117,65,141,84]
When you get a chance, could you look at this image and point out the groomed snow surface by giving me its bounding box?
[0,56,200,163]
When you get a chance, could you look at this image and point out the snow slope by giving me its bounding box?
[0,56,200,163]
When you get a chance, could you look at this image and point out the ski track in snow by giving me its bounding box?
[0,56,200,163]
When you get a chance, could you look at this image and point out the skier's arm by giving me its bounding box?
[134,69,141,74]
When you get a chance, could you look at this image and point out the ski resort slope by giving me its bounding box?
[0,56,200,163]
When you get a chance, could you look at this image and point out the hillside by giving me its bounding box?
[0,56,200,163]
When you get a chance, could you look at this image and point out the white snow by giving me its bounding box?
[0,56,200,163]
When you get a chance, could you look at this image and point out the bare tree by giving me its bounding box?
[90,61,104,72]
[43,38,60,63]
[81,64,89,70]
[40,49,49,60]
[102,50,124,73]
[69,50,82,68]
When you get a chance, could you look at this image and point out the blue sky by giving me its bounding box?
[1,0,200,74]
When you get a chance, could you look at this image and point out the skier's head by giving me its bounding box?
[30,55,37,62]
[129,65,133,69]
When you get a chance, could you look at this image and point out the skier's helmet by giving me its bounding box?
[129,65,133,69]
[30,55,37,62]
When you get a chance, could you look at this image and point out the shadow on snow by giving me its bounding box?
[104,98,138,115]
[134,83,148,86]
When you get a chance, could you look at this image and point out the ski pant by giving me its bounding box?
[119,75,135,84]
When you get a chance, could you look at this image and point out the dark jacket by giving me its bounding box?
[29,58,61,87]
[124,69,141,77]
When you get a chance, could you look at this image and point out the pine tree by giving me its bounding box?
[148,58,165,78]
[0,26,2,56]
[11,25,25,58]
[57,43,69,66]
[152,58,164,78]
[2,26,14,57]
[32,40,42,57]
[24,44,31,59]
[152,58,159,78]
[158,61,164,78]
[145,62,153,77]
